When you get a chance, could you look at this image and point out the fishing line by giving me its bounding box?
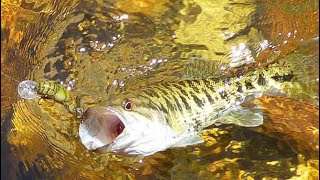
[1,71,22,83]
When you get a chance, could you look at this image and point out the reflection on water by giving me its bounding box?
[1,0,319,179]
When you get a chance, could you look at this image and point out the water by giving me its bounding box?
[1,0,319,179]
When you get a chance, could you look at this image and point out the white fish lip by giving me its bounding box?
[79,107,126,151]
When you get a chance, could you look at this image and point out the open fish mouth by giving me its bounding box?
[79,107,125,150]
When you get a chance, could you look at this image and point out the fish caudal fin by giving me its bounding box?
[274,38,319,105]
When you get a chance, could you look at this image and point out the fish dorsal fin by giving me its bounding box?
[182,57,227,80]
[172,132,204,148]
[214,102,264,127]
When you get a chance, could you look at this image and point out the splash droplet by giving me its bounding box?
[18,80,38,99]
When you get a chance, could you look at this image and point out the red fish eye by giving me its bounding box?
[123,99,133,111]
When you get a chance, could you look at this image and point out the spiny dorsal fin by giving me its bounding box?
[182,57,228,80]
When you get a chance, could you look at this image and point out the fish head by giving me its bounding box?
[79,95,175,156]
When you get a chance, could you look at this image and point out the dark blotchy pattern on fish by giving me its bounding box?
[138,63,295,132]
[271,74,294,82]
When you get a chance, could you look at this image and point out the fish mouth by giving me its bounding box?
[79,107,125,150]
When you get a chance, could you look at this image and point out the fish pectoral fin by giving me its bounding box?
[214,103,264,127]
[172,133,204,148]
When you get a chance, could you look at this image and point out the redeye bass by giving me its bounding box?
[79,60,314,156]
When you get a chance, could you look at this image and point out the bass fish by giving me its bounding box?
[78,61,310,156]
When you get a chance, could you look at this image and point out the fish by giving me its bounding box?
[78,59,315,156]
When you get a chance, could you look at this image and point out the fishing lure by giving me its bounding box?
[18,80,79,114]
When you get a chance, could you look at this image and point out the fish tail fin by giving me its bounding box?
[266,38,319,105]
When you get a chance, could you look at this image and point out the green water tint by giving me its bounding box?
[1,0,319,179]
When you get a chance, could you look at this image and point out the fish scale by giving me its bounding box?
[139,63,294,133]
